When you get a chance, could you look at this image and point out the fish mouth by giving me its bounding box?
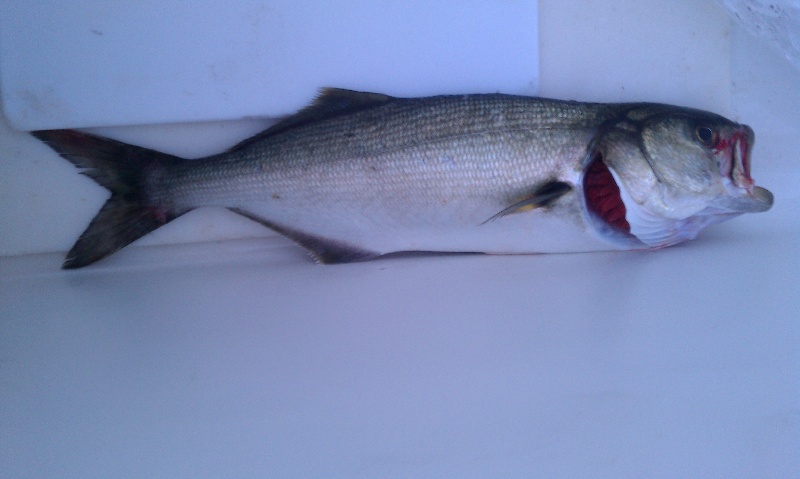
[715,125,773,213]
[722,126,754,190]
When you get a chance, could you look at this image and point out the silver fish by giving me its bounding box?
[33,88,773,269]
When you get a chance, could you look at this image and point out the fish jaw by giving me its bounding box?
[712,125,774,214]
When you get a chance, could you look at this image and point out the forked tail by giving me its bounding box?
[33,130,186,269]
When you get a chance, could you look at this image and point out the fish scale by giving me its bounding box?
[31,88,772,268]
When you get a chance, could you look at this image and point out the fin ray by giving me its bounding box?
[63,200,179,269]
[482,181,572,224]
[229,208,379,263]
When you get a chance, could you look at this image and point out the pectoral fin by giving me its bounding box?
[482,181,571,224]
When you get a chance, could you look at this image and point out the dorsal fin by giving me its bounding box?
[226,88,396,153]
[304,88,396,117]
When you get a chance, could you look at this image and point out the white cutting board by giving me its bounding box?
[0,0,538,130]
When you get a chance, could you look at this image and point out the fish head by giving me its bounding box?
[585,105,773,247]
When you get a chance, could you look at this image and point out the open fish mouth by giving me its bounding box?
[720,125,755,190]
[715,125,773,213]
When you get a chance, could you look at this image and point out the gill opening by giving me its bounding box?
[582,151,631,234]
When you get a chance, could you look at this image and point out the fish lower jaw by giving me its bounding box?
[711,179,773,214]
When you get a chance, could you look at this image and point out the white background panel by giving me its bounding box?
[0,0,538,130]
[1,1,799,478]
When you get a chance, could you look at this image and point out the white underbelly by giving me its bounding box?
[235,196,625,256]
[395,212,625,254]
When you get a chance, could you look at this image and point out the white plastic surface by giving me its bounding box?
[0,0,538,130]
[1,225,798,478]
[1,1,799,478]
[715,0,800,71]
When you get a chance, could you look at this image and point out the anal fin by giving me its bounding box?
[229,208,379,264]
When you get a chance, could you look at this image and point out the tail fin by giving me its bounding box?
[32,130,186,269]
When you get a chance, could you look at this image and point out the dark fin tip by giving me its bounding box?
[310,88,396,114]
[61,199,177,269]
[33,129,181,191]
[583,152,631,234]
[229,208,379,264]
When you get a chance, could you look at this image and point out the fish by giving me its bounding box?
[32,88,774,269]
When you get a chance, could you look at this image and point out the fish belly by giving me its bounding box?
[228,190,621,256]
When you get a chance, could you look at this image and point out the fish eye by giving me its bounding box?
[694,125,717,146]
